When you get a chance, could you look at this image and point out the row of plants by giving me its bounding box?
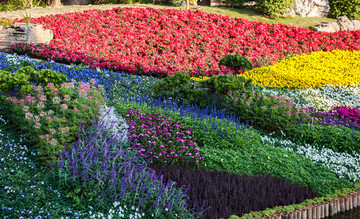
[11,7,360,77]
[2,51,359,218]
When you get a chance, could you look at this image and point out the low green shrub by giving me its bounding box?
[225,90,310,132]
[257,0,295,18]
[328,0,360,20]
[200,74,253,95]
[218,54,254,74]
[285,123,360,154]
[239,182,360,218]
[0,66,68,94]
[200,145,352,196]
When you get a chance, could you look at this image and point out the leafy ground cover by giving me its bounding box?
[11,7,360,76]
[1,7,360,218]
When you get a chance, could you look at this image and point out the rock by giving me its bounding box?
[314,15,360,32]
[314,22,340,32]
[0,23,53,52]
[288,0,330,17]
[337,15,356,31]
[352,20,360,30]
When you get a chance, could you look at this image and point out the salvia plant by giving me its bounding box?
[151,164,317,218]
[56,111,205,218]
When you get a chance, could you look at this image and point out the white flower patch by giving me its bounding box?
[259,84,360,110]
[98,105,129,142]
[261,134,360,182]
[296,84,360,110]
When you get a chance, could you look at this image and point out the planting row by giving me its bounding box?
[12,7,360,76]
[0,53,359,218]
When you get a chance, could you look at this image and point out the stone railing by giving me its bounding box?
[0,23,53,52]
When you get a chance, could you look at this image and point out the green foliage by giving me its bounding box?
[0,70,32,94]
[219,54,253,73]
[0,67,68,94]
[285,123,360,154]
[0,17,13,26]
[0,0,44,11]
[200,145,352,196]
[225,90,310,132]
[257,0,295,18]
[200,75,253,95]
[328,0,360,20]
[240,182,360,218]
[154,71,209,107]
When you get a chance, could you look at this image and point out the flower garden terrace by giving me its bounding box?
[11,7,360,77]
[1,6,360,219]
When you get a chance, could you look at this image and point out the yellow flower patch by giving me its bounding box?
[242,50,360,89]
[191,76,210,82]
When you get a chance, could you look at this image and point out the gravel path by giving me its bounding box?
[0,4,176,19]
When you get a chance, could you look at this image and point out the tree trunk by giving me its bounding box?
[186,0,189,10]
[51,0,61,7]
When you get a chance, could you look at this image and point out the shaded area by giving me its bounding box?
[328,207,360,219]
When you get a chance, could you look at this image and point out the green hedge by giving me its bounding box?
[328,0,360,20]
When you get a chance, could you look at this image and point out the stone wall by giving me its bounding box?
[0,23,53,52]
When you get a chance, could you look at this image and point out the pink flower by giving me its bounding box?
[60,104,68,110]
[39,111,47,117]
[72,107,80,113]
[34,122,41,129]
[25,112,33,119]
[47,110,54,115]
[22,106,30,112]
[49,138,58,146]
[52,96,61,104]
[64,95,71,101]
[37,102,45,109]
[81,104,88,110]
[47,83,55,89]
[50,128,56,134]
[90,78,96,85]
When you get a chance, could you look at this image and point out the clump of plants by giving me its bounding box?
[0,66,68,94]
[219,54,254,74]
[54,115,204,218]
[123,108,203,166]
[285,123,360,154]
[225,91,310,132]
[1,79,105,164]
[151,164,317,218]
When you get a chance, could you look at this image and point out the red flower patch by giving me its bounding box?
[14,7,360,76]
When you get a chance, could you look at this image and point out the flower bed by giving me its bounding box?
[12,7,360,76]
[3,11,360,217]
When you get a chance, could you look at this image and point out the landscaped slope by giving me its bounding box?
[12,7,360,76]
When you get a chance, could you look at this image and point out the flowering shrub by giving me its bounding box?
[225,90,310,132]
[13,8,360,76]
[243,50,360,89]
[124,108,203,166]
[2,80,105,163]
